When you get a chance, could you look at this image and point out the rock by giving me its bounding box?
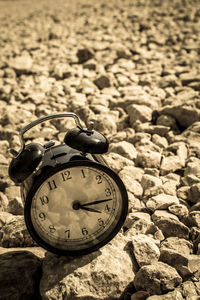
[160,155,184,175]
[93,75,111,90]
[4,185,20,201]
[188,183,200,203]
[146,290,184,300]
[159,248,192,279]
[0,192,8,212]
[136,150,161,169]
[0,251,42,300]
[104,152,134,173]
[0,212,13,229]
[141,174,162,198]
[151,210,179,223]
[133,262,182,295]
[119,171,143,197]
[179,72,200,85]
[156,114,178,131]
[40,234,134,300]
[109,141,137,161]
[168,204,189,218]
[157,105,200,128]
[160,237,193,257]
[119,166,144,182]
[7,196,24,215]
[155,217,189,239]
[146,194,179,211]
[131,291,150,300]
[127,104,152,125]
[8,53,33,75]
[0,215,37,247]
[94,113,117,135]
[132,234,160,267]
[178,280,199,299]
[152,134,168,149]
[185,211,200,228]
[77,48,94,63]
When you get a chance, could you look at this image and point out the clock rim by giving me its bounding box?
[24,159,128,256]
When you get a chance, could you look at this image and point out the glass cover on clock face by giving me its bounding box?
[26,162,128,255]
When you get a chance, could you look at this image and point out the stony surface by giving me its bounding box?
[0,0,200,299]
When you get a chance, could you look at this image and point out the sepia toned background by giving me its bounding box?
[0,0,200,299]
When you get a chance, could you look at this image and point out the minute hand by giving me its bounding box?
[80,198,112,207]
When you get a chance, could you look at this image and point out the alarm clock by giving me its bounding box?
[9,112,128,256]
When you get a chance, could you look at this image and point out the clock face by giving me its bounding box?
[24,161,128,255]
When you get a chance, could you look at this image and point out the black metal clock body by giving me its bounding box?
[9,113,128,256]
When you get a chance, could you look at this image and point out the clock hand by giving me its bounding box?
[79,206,102,213]
[81,198,112,207]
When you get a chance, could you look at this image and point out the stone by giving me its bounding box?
[8,54,33,75]
[168,204,189,218]
[93,75,111,90]
[132,234,160,267]
[160,155,184,175]
[104,152,134,173]
[77,48,94,64]
[159,248,192,279]
[131,291,150,300]
[155,217,189,239]
[133,262,182,295]
[152,134,168,148]
[146,194,179,211]
[119,170,143,197]
[136,150,161,169]
[152,210,179,223]
[158,105,200,128]
[119,166,144,182]
[7,196,24,215]
[179,72,200,85]
[4,185,20,201]
[0,215,37,247]
[94,113,117,135]
[0,212,13,229]
[188,183,200,203]
[156,114,178,131]
[109,141,137,161]
[185,211,200,228]
[0,251,42,300]
[141,174,162,198]
[40,234,134,300]
[178,280,199,298]
[0,192,8,212]
[146,290,184,300]
[127,104,152,125]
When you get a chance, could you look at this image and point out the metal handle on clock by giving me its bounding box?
[16,112,84,158]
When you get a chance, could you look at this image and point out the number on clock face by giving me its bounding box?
[30,165,123,252]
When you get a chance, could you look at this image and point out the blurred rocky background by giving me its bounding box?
[0,0,200,299]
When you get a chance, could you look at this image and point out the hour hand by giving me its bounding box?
[79,206,101,213]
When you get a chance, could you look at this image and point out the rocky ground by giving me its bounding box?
[0,0,200,299]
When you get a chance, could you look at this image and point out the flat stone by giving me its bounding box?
[147,290,184,300]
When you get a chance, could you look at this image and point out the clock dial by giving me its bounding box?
[25,162,128,255]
